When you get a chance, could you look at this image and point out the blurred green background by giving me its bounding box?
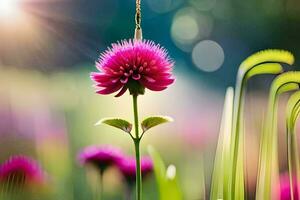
[1,0,300,199]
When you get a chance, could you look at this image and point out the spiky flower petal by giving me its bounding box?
[91,39,175,97]
[78,145,123,173]
[116,156,153,184]
[0,155,46,187]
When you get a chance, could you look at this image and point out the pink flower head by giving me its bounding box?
[91,39,175,97]
[0,155,46,187]
[279,173,299,200]
[78,145,123,173]
[117,156,153,184]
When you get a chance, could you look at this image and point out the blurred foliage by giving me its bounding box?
[1,0,300,199]
[0,66,214,199]
[148,146,183,200]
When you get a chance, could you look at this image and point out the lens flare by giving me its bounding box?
[0,0,20,19]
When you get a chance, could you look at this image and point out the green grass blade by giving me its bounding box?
[230,49,294,199]
[257,72,300,200]
[210,87,234,200]
[148,146,183,200]
[286,91,300,131]
[245,63,283,79]
[239,49,294,74]
[286,91,300,200]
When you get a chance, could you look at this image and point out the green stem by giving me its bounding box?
[100,171,104,200]
[132,94,142,200]
[133,95,139,139]
[134,140,142,200]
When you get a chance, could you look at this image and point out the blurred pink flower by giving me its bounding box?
[78,145,123,173]
[116,156,153,184]
[0,155,46,187]
[91,39,175,97]
[279,173,299,200]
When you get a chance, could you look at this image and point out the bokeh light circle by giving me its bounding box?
[172,14,199,42]
[192,40,225,72]
[171,7,214,52]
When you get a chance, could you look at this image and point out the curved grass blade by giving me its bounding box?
[257,72,300,200]
[239,49,294,74]
[230,49,294,199]
[286,91,300,200]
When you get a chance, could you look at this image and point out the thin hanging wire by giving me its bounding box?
[134,0,143,40]
[135,0,141,30]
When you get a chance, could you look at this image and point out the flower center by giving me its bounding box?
[120,64,146,84]
[4,171,27,188]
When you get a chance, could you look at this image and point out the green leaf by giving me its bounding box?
[141,116,173,132]
[148,146,182,200]
[147,146,166,186]
[95,118,132,133]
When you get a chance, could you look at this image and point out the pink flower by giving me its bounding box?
[0,155,46,187]
[78,145,123,173]
[91,39,175,97]
[117,156,153,184]
[279,173,299,200]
